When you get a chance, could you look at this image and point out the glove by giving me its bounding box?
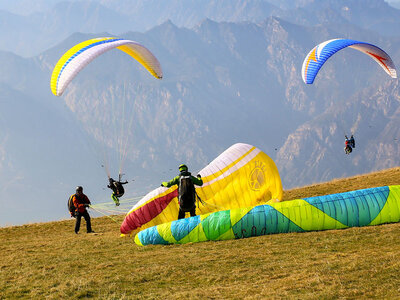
[84,204,90,208]
[197,174,201,178]
[116,202,120,206]
[161,183,164,187]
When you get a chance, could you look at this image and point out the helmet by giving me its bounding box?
[179,164,188,172]
[76,186,83,193]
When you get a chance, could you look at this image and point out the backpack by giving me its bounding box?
[178,174,195,211]
[68,194,76,217]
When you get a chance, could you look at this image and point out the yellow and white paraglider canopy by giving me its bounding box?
[50,37,163,96]
[120,143,283,236]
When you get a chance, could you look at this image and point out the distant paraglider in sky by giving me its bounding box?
[344,135,355,155]
[51,37,163,206]
[50,37,163,96]
[302,38,397,155]
[302,38,397,84]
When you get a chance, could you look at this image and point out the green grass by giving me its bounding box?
[1,167,400,299]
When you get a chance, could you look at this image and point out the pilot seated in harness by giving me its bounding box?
[107,174,128,206]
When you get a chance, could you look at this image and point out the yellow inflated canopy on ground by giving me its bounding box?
[120,143,283,236]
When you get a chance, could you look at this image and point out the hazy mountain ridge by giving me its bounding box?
[276,0,400,35]
[1,0,399,57]
[1,1,400,225]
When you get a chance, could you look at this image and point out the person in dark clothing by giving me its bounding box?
[161,164,203,219]
[344,139,352,154]
[71,186,94,234]
[349,135,355,148]
[344,135,355,155]
[107,176,128,206]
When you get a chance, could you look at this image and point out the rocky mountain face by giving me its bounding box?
[1,0,399,225]
[39,17,400,188]
[276,80,400,187]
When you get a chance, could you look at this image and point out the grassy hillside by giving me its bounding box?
[1,168,400,299]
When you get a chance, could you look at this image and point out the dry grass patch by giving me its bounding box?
[1,168,400,299]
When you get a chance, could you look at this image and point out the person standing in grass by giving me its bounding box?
[71,186,94,234]
[161,164,203,220]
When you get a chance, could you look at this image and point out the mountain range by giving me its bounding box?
[1,0,400,57]
[0,0,399,226]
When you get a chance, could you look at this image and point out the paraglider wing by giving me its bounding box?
[120,143,283,236]
[135,185,400,245]
[50,37,163,96]
[302,38,397,84]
